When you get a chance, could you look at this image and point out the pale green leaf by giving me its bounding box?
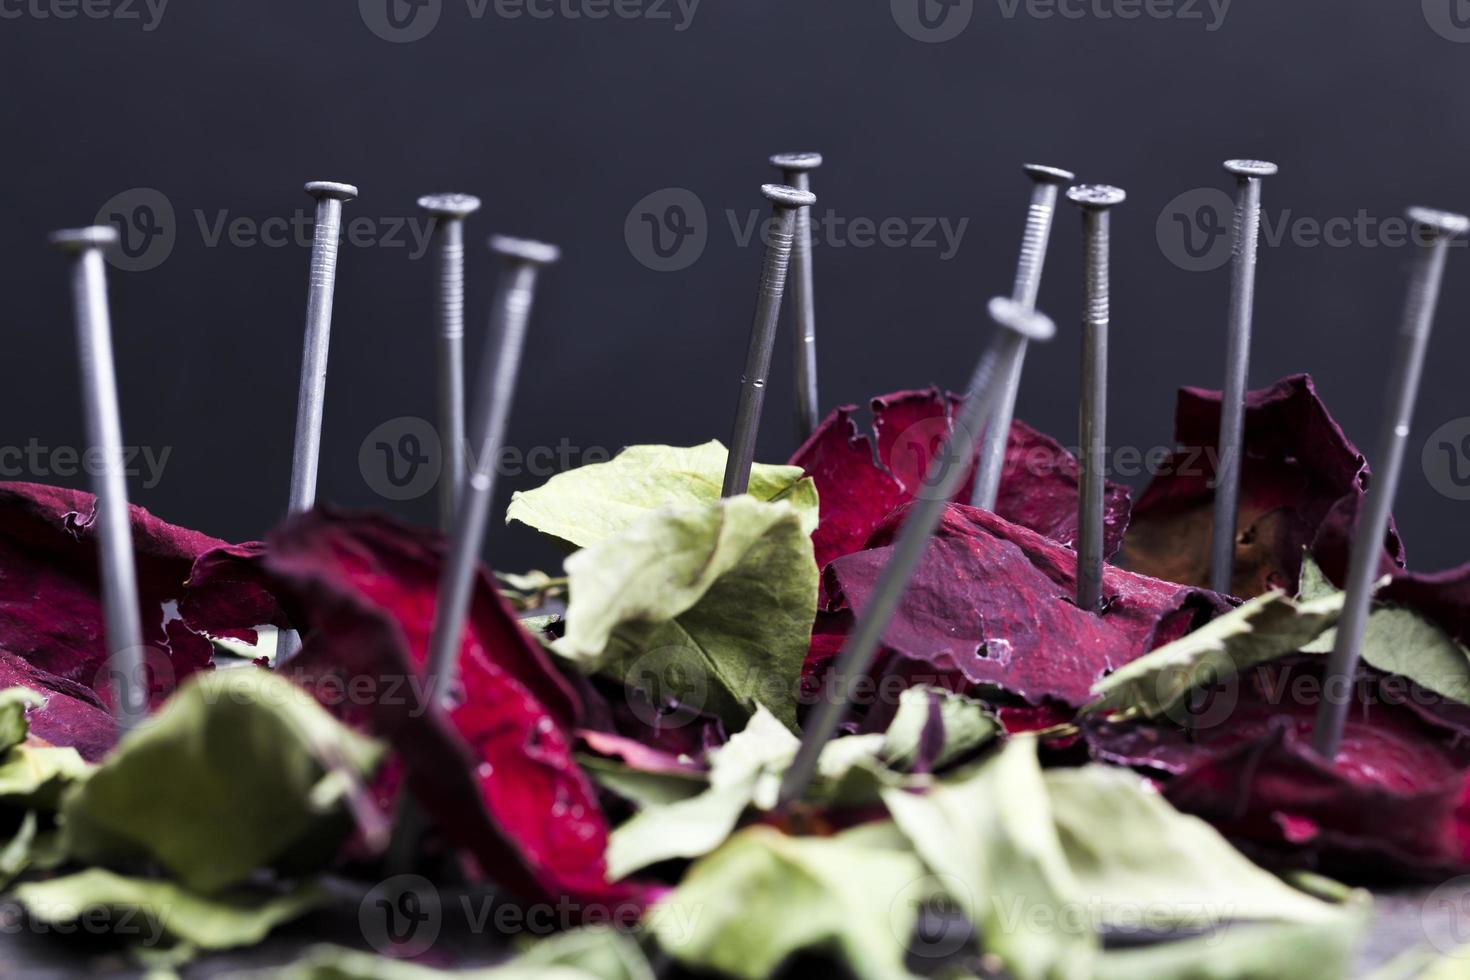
[1044,765,1347,929]
[552,494,817,729]
[606,706,797,879]
[506,441,817,547]
[882,686,997,772]
[883,737,1098,980]
[0,687,42,752]
[13,868,325,952]
[651,823,926,980]
[61,669,384,895]
[1086,590,1345,720]
[0,744,90,809]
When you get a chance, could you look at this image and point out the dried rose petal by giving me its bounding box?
[792,388,1131,570]
[190,509,638,912]
[0,482,227,713]
[1120,375,1405,598]
[1088,661,1470,878]
[0,647,116,761]
[819,503,1227,710]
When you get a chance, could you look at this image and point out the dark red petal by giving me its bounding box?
[0,482,225,713]
[1120,375,1405,597]
[792,389,1132,571]
[214,508,637,913]
[1383,563,1470,648]
[0,647,116,761]
[821,503,1227,709]
[1088,662,1470,878]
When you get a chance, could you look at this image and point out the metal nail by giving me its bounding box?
[971,163,1075,510]
[287,180,357,515]
[1208,160,1278,596]
[51,226,147,730]
[721,184,817,497]
[770,153,823,444]
[777,297,1057,809]
[418,193,483,532]
[1067,184,1126,612]
[423,235,560,689]
[1311,206,1467,760]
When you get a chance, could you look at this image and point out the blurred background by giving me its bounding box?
[2,0,1469,573]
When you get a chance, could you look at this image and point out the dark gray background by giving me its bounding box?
[2,0,1468,574]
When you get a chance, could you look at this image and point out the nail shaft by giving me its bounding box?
[1068,185,1127,612]
[971,164,1074,510]
[52,227,147,729]
[424,236,559,688]
[287,181,357,515]
[419,194,482,532]
[777,298,1056,809]
[1208,161,1277,596]
[722,184,817,497]
[771,154,823,443]
[1312,208,1467,760]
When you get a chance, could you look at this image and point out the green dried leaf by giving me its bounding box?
[60,669,383,894]
[551,493,817,729]
[882,686,996,771]
[506,441,817,548]
[0,687,42,752]
[13,868,325,953]
[1086,590,1345,720]
[882,738,1098,980]
[0,744,90,810]
[651,823,927,980]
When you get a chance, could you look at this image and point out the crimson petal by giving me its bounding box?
[792,388,1132,571]
[0,482,230,718]
[190,509,639,913]
[1120,375,1404,597]
[819,503,1227,710]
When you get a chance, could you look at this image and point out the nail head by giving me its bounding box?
[762,183,817,209]
[418,193,482,217]
[1067,184,1127,209]
[489,235,561,265]
[1024,163,1077,184]
[49,226,121,251]
[770,152,824,173]
[1407,206,1470,239]
[305,180,359,201]
[1223,160,1279,178]
[988,296,1056,342]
